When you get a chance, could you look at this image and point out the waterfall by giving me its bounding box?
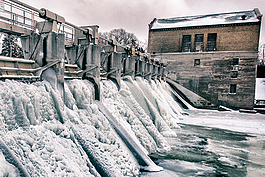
[0,77,184,176]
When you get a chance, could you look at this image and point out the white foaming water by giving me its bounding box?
[0,77,184,176]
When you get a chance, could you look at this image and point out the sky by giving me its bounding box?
[22,0,265,43]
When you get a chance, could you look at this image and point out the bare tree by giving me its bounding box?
[99,28,146,53]
[99,28,138,46]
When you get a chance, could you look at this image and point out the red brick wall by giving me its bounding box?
[148,23,261,53]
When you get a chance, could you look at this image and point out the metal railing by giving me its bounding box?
[58,23,74,43]
[0,0,39,31]
[0,0,75,43]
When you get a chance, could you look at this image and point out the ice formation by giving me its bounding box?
[0,76,184,176]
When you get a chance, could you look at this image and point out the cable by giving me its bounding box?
[29,20,46,60]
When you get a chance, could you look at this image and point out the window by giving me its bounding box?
[230,84,236,94]
[231,71,238,79]
[182,35,191,52]
[194,59,200,66]
[232,58,239,71]
[232,58,239,65]
[194,34,204,52]
[206,33,217,51]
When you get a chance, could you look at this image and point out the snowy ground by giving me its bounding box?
[178,109,265,135]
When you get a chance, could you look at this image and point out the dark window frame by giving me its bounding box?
[230,84,237,94]
[232,58,239,66]
[194,59,200,66]
[194,34,204,52]
[182,35,191,52]
[206,33,217,51]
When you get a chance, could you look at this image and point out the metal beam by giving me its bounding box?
[0,21,32,35]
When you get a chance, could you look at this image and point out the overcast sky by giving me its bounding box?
[23,0,265,43]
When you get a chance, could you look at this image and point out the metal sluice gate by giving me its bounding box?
[0,0,167,100]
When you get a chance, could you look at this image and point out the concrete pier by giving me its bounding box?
[107,52,122,89]
[2,19,167,101]
[84,45,101,100]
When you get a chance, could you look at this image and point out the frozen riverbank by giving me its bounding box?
[178,109,265,135]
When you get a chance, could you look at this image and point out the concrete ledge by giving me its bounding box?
[0,21,32,36]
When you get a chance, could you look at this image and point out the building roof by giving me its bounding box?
[150,8,262,30]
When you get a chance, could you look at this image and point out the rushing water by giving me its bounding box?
[0,77,264,177]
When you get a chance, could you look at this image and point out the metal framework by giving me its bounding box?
[0,0,75,43]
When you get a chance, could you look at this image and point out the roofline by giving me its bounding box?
[149,21,261,32]
[149,8,262,31]
[155,8,261,22]
[254,8,263,20]
[148,18,157,29]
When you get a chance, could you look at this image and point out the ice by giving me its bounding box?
[2,122,94,176]
[0,79,140,176]
[179,109,265,135]
[101,77,171,152]
[1,74,263,176]
[0,150,20,177]
[65,79,140,176]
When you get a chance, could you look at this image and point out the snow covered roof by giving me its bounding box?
[150,9,262,30]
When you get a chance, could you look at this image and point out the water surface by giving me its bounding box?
[141,123,265,177]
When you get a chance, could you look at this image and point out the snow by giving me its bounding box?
[151,10,259,30]
[255,78,265,100]
[179,109,265,135]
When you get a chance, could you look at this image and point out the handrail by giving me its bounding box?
[5,0,149,57]
[1,0,39,31]
[8,0,44,16]
[0,56,35,63]
[9,0,87,33]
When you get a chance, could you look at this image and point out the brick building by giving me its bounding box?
[148,9,262,109]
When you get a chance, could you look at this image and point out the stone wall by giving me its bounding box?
[152,51,258,109]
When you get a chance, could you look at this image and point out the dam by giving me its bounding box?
[0,0,265,177]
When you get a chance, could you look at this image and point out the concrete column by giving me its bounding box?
[123,55,136,79]
[65,45,79,64]
[139,59,146,76]
[136,58,145,77]
[20,33,44,66]
[43,32,65,99]
[100,52,109,72]
[152,64,158,80]
[161,67,167,81]
[84,44,101,100]
[144,62,152,81]
[46,32,65,60]
[108,52,122,88]
[157,66,162,81]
